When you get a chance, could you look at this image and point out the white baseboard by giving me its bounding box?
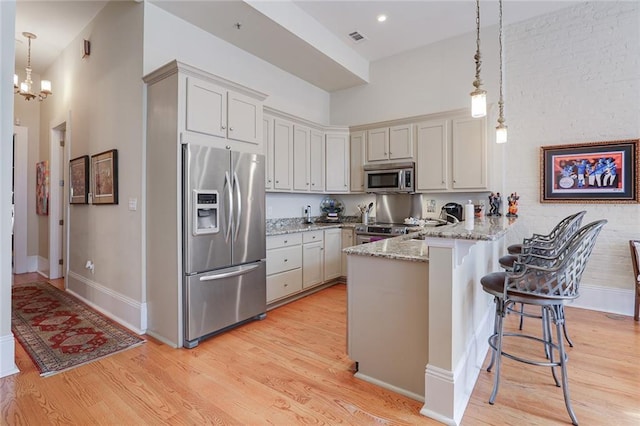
[66,271,147,334]
[568,283,635,316]
[0,333,19,378]
[27,255,38,273]
[36,255,49,278]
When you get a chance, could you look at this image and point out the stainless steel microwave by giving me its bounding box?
[364,162,415,193]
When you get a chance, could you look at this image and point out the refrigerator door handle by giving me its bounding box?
[233,171,242,241]
[198,263,261,281]
[224,171,233,242]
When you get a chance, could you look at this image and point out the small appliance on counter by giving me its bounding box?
[319,196,344,222]
[441,202,464,223]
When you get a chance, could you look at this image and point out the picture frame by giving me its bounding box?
[540,139,639,203]
[69,155,90,204]
[36,160,49,215]
[91,149,118,205]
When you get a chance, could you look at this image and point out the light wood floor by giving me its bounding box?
[3,273,640,425]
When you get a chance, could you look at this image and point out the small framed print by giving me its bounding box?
[69,155,89,204]
[540,139,639,203]
[91,149,118,205]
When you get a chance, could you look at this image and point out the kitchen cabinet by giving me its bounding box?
[452,117,487,190]
[185,75,265,151]
[416,119,448,191]
[324,228,342,281]
[266,234,303,303]
[293,126,325,192]
[302,231,324,289]
[325,131,350,192]
[366,124,413,162]
[350,131,366,192]
[415,116,487,192]
[273,118,294,190]
[264,116,274,190]
[341,228,354,277]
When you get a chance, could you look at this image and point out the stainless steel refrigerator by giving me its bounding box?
[182,143,266,348]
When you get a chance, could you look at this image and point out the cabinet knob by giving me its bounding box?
[221,125,226,130]
[229,127,234,131]
[226,145,231,150]
[276,180,279,183]
[311,183,315,186]
[284,283,288,287]
[268,179,272,183]
[306,182,309,186]
[284,258,288,262]
[284,240,288,243]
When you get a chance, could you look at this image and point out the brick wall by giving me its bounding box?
[505,1,640,290]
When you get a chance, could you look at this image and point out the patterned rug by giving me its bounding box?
[11,282,145,377]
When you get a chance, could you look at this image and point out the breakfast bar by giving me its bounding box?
[344,216,516,426]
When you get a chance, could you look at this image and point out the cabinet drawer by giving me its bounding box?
[303,230,324,244]
[267,268,303,302]
[266,233,303,250]
[266,245,302,275]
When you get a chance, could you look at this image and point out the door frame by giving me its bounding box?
[12,126,27,273]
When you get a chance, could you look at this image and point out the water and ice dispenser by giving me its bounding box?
[192,190,219,235]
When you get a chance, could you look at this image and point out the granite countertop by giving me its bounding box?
[266,217,358,236]
[343,216,517,262]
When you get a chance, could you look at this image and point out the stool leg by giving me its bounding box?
[486,297,500,372]
[518,303,524,330]
[489,298,508,405]
[544,307,561,387]
[552,305,579,425]
[561,306,574,347]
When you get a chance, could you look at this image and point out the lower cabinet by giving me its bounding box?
[266,228,342,305]
[341,228,354,277]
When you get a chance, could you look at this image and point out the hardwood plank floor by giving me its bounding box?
[3,273,640,425]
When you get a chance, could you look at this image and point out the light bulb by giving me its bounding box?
[496,125,508,144]
[41,80,52,94]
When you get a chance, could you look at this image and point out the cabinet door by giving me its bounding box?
[273,119,293,190]
[264,117,274,190]
[366,128,389,162]
[416,119,448,191]
[341,228,354,277]
[325,132,349,192]
[185,77,226,139]
[302,241,324,288]
[227,90,262,146]
[293,125,311,191]
[452,117,487,190]
[309,129,325,192]
[324,228,342,281]
[389,124,413,160]
[350,131,365,192]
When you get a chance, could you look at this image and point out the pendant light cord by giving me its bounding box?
[473,0,482,89]
[498,0,505,125]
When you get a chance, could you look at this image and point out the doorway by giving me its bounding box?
[49,121,68,280]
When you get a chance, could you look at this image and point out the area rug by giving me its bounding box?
[11,281,145,377]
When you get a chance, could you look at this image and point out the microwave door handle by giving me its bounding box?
[233,171,241,241]
[399,170,405,190]
[224,171,233,242]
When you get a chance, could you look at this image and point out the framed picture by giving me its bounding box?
[69,155,90,204]
[540,139,639,203]
[91,149,118,205]
[36,160,49,215]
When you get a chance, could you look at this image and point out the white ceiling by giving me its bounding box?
[14,0,579,91]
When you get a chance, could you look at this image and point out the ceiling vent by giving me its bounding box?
[348,31,367,44]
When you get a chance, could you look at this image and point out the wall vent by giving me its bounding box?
[348,31,367,43]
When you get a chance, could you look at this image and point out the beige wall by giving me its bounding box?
[39,1,144,302]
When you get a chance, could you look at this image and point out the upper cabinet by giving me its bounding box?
[272,118,294,191]
[415,115,488,192]
[325,131,350,192]
[366,124,413,163]
[309,129,325,192]
[350,131,366,192]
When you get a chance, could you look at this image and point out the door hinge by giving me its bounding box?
[59,179,64,187]
[59,139,65,147]
[58,259,63,265]
[59,219,64,226]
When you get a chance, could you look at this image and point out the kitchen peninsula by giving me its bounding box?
[344,216,516,426]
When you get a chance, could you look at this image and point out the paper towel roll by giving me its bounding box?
[464,200,474,230]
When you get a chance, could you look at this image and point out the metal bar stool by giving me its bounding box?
[507,211,586,255]
[500,211,586,344]
[481,219,607,425]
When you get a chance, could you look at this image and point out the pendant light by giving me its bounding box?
[470,0,486,118]
[14,32,52,102]
[496,0,508,143]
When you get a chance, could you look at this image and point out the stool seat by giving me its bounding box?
[507,244,522,255]
[498,254,518,270]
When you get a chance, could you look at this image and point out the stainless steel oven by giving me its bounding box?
[354,223,410,244]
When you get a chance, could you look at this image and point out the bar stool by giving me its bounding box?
[481,219,607,426]
[506,211,586,255]
[499,211,586,343]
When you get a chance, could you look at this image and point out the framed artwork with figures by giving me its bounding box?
[69,155,89,204]
[91,149,118,205]
[540,139,638,203]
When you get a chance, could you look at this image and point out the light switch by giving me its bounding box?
[128,198,137,211]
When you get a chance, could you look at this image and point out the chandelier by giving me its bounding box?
[14,32,52,102]
[470,0,486,118]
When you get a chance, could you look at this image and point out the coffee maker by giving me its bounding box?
[441,203,464,223]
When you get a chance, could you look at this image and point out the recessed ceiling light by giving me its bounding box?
[377,14,387,23]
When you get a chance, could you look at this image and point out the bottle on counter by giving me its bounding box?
[464,200,474,230]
